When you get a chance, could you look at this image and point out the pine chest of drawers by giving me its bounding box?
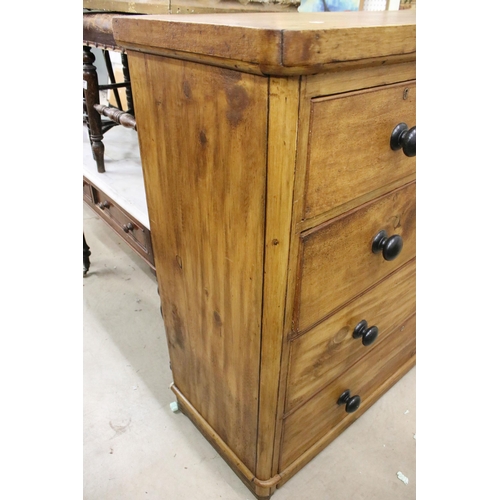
[114,11,416,499]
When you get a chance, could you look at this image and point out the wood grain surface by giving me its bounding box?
[280,313,416,470]
[295,181,416,333]
[286,259,415,412]
[113,11,416,74]
[128,52,268,472]
[304,81,416,220]
[116,13,417,495]
[256,76,300,482]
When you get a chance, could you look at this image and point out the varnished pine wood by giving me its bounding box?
[113,11,416,75]
[296,181,416,333]
[256,76,301,483]
[290,63,416,233]
[304,81,416,220]
[297,172,416,233]
[286,259,416,412]
[269,73,313,478]
[280,314,416,470]
[117,13,417,497]
[303,61,416,99]
[129,53,269,472]
[277,335,416,488]
[169,384,272,488]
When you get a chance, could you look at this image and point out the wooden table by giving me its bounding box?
[84,0,298,15]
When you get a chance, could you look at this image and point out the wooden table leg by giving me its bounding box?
[83,46,105,173]
[83,233,91,276]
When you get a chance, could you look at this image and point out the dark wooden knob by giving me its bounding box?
[372,230,403,261]
[352,320,379,346]
[123,223,134,233]
[97,200,110,209]
[337,390,361,413]
[390,123,416,157]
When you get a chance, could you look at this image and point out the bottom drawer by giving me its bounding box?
[279,314,416,470]
[83,177,155,268]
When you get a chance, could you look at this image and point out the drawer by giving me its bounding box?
[286,259,415,413]
[280,314,416,470]
[295,181,415,333]
[83,178,93,204]
[304,81,416,221]
[89,183,155,267]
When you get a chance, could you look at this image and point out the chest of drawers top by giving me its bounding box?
[113,11,416,76]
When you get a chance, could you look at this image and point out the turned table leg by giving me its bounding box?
[83,234,91,276]
[83,46,105,173]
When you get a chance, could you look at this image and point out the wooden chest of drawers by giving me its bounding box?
[114,11,416,499]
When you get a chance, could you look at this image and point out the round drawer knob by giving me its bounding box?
[390,123,416,157]
[372,230,403,261]
[337,390,361,414]
[352,320,379,346]
[97,200,110,209]
[123,222,134,233]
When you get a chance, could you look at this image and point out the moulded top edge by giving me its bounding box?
[112,11,416,73]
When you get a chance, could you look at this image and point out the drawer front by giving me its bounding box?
[83,179,93,204]
[286,259,415,412]
[91,186,155,266]
[304,81,416,221]
[280,314,416,470]
[296,181,415,333]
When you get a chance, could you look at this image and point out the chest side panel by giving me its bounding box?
[129,53,269,473]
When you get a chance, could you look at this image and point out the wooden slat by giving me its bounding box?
[303,61,416,99]
[256,76,300,482]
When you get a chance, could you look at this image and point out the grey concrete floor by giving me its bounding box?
[83,202,416,500]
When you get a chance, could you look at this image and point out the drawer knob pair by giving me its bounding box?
[337,390,361,414]
[352,320,378,346]
[390,123,416,157]
[123,223,134,233]
[372,230,403,261]
[97,200,110,210]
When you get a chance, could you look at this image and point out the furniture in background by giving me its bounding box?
[82,1,299,273]
[83,11,155,273]
[83,0,299,15]
[114,10,416,499]
[83,12,137,173]
[83,125,155,271]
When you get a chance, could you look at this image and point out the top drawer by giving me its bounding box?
[304,81,416,221]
